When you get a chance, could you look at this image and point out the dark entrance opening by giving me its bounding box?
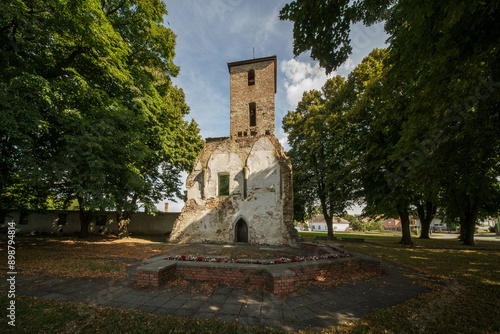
[235,218,248,243]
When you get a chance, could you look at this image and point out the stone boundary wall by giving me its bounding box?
[136,243,383,294]
[2,210,179,235]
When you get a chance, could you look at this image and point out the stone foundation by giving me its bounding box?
[137,243,383,294]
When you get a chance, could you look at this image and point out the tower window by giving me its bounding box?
[248,69,255,86]
[249,102,256,127]
[218,174,230,196]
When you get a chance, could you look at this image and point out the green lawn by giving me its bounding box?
[299,231,500,333]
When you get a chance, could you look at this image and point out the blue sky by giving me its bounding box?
[160,0,388,213]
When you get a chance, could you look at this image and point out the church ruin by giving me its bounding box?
[169,55,300,247]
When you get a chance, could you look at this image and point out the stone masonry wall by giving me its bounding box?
[169,136,300,247]
[229,56,276,138]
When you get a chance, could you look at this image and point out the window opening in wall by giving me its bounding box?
[265,130,270,135]
[96,214,107,226]
[238,131,242,137]
[249,102,256,127]
[243,131,248,137]
[251,130,257,137]
[58,213,67,226]
[248,69,255,86]
[218,174,230,196]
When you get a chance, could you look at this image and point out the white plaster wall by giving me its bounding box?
[311,222,350,232]
[243,137,284,244]
[171,137,293,246]
[206,151,244,198]
[247,137,280,193]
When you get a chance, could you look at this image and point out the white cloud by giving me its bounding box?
[277,127,290,151]
[339,57,355,72]
[280,59,335,109]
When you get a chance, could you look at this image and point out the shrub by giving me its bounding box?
[367,220,384,231]
[350,220,365,231]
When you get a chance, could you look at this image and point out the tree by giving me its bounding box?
[281,0,500,246]
[0,0,203,236]
[283,76,355,238]
[415,201,437,239]
[343,48,415,244]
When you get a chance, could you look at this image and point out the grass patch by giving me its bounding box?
[0,235,172,278]
[299,231,500,250]
[298,231,500,333]
[0,295,282,334]
[60,258,123,272]
[316,235,500,333]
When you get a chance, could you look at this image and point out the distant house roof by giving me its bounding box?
[308,215,350,225]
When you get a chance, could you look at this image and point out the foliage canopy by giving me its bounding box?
[0,0,203,235]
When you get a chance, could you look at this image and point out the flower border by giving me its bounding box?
[165,247,351,265]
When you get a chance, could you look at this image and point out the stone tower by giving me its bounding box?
[228,55,276,138]
[169,55,300,247]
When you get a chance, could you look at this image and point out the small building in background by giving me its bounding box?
[308,215,350,232]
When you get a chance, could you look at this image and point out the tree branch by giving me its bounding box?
[104,0,127,17]
[44,47,89,79]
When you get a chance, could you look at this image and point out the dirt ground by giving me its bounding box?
[0,235,323,278]
[157,242,315,260]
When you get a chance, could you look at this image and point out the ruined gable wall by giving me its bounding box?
[169,136,300,247]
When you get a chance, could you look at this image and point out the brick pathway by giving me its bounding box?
[14,257,428,332]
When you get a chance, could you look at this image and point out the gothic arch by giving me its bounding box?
[233,216,249,243]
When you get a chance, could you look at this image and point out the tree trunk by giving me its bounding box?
[324,213,334,238]
[417,201,436,239]
[397,203,413,245]
[462,216,476,246]
[320,199,334,238]
[462,195,480,246]
[117,210,133,239]
[78,197,93,236]
[459,217,466,241]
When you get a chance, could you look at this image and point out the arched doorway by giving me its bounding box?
[235,218,248,243]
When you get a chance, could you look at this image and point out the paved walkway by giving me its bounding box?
[15,255,428,332]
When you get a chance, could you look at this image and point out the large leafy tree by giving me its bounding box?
[344,48,418,244]
[1,0,203,236]
[281,0,500,245]
[283,76,355,238]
